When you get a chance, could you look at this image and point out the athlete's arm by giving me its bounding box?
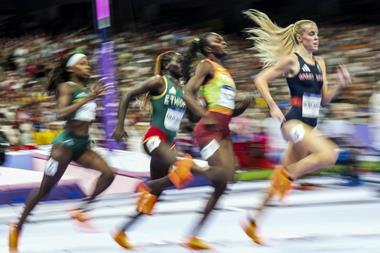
[113,75,163,139]
[55,82,100,119]
[317,57,351,106]
[183,61,213,118]
[255,55,294,121]
[186,108,201,123]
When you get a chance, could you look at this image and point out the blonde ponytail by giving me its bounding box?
[244,9,315,67]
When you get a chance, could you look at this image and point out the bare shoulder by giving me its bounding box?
[280,54,299,77]
[148,75,164,84]
[145,75,166,95]
[275,54,297,67]
[140,75,165,90]
[315,56,326,68]
[197,59,213,73]
[58,82,73,94]
[60,81,73,87]
[285,54,298,64]
[272,54,297,74]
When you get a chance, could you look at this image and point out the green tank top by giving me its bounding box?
[199,59,236,115]
[150,76,186,143]
[64,82,97,122]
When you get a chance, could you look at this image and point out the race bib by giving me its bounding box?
[75,100,97,121]
[219,85,236,109]
[164,108,185,131]
[302,93,321,118]
[200,139,220,160]
[45,158,58,176]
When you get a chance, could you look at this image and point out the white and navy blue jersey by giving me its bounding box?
[285,53,324,127]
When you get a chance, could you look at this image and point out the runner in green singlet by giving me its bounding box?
[9,53,115,252]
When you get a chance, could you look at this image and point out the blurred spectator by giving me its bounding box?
[320,103,362,185]
[0,23,378,150]
[0,131,9,165]
[19,122,33,145]
[369,81,380,150]
[262,107,288,164]
[0,124,20,145]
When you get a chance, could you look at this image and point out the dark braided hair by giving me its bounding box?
[46,54,73,97]
[182,33,214,82]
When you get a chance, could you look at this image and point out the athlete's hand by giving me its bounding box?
[270,106,285,123]
[112,127,128,141]
[90,78,113,99]
[89,82,106,99]
[336,65,351,88]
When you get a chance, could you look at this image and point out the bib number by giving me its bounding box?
[302,93,321,118]
[75,101,97,121]
[164,108,185,131]
[219,85,236,109]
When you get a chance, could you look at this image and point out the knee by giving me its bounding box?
[322,148,340,167]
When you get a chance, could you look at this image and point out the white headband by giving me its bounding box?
[66,53,87,67]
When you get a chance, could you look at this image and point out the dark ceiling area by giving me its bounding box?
[0,0,378,36]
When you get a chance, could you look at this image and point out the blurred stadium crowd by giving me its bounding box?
[0,23,379,161]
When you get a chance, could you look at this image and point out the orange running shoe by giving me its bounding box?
[68,207,97,231]
[241,219,264,245]
[183,236,212,250]
[112,230,134,249]
[9,222,20,253]
[271,165,293,199]
[135,183,157,215]
[168,154,194,189]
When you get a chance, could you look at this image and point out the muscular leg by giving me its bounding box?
[281,120,339,179]
[119,149,174,231]
[142,137,235,237]
[282,142,308,169]
[242,121,338,245]
[143,141,177,195]
[113,141,176,250]
[17,145,71,231]
[190,138,235,236]
[75,149,115,209]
